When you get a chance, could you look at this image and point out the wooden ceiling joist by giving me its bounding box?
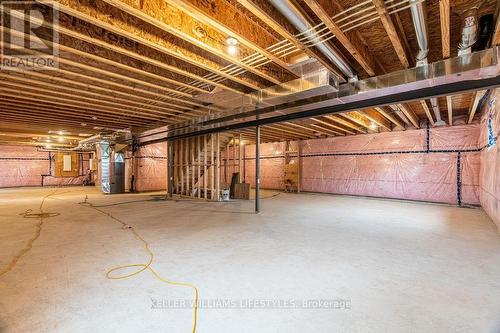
[0,82,185,121]
[0,98,158,127]
[6,67,207,116]
[325,115,368,134]
[236,0,346,80]
[439,0,450,59]
[0,89,169,125]
[1,107,138,129]
[311,117,356,135]
[309,124,344,136]
[362,109,392,130]
[420,101,436,126]
[371,0,410,68]
[99,0,289,86]
[468,90,487,124]
[374,107,405,129]
[0,74,194,120]
[303,0,376,76]
[165,0,296,76]
[52,0,263,91]
[393,104,420,128]
[286,121,338,137]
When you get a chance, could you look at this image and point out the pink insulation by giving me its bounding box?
[479,89,500,230]
[0,146,89,188]
[243,142,285,189]
[0,146,49,187]
[242,123,482,205]
[133,142,168,192]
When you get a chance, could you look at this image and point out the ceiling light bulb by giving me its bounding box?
[58,137,64,142]
[226,37,239,56]
[370,122,378,130]
[227,45,238,56]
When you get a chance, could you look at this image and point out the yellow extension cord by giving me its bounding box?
[79,199,199,333]
[1,190,199,333]
[0,189,60,278]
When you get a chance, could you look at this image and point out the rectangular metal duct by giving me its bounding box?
[150,48,500,141]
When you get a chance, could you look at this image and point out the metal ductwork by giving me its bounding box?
[409,0,429,66]
[430,98,445,126]
[269,0,357,81]
[409,0,444,125]
[458,8,479,56]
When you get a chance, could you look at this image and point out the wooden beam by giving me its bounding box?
[1,102,146,127]
[374,107,405,129]
[0,74,191,120]
[493,4,500,46]
[286,121,336,137]
[447,96,453,126]
[303,0,376,76]
[325,115,368,134]
[309,124,343,136]
[396,104,420,128]
[468,90,487,124]
[100,0,286,85]
[310,117,355,135]
[52,1,262,91]
[0,87,165,123]
[167,0,295,76]
[361,109,392,131]
[236,0,346,80]
[420,100,436,126]
[439,0,450,59]
[341,112,375,132]
[371,0,410,68]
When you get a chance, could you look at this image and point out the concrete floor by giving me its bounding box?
[0,187,499,333]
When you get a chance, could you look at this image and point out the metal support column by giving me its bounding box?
[167,140,174,198]
[255,125,260,213]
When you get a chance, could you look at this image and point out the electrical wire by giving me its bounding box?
[78,197,199,333]
[0,189,60,278]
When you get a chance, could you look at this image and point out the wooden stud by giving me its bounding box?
[204,135,208,199]
[216,133,221,201]
[447,96,453,126]
[211,134,215,200]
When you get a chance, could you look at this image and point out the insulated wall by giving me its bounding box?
[0,146,90,188]
[243,123,481,205]
[479,89,500,229]
[127,143,168,192]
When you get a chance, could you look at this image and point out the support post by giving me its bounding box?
[204,135,208,199]
[216,133,221,201]
[167,140,174,198]
[255,125,260,213]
